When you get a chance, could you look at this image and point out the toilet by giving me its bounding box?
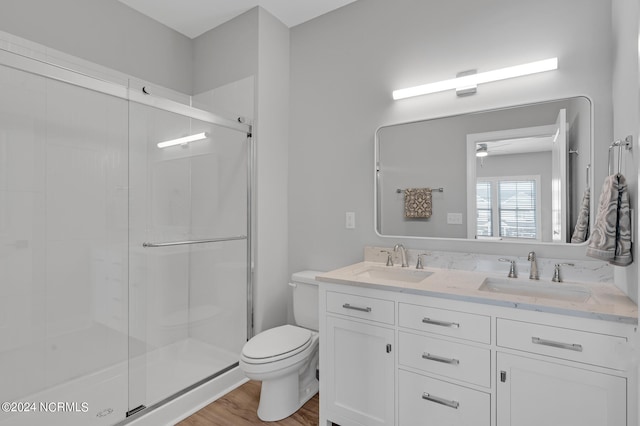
[239,270,322,421]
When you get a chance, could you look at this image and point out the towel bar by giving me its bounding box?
[396,187,444,193]
[608,135,633,175]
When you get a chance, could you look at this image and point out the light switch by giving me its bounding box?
[345,212,356,229]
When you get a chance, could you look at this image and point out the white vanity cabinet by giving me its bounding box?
[496,318,629,426]
[396,303,492,425]
[318,280,637,426]
[323,290,395,426]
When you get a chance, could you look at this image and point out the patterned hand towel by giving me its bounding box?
[586,174,632,266]
[404,188,432,218]
[570,188,590,243]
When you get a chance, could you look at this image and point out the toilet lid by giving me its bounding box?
[243,325,312,360]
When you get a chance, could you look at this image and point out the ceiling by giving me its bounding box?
[117,0,357,39]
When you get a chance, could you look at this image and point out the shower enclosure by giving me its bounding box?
[0,44,252,426]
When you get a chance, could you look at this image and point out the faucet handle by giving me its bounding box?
[551,263,575,282]
[416,252,431,269]
[499,258,517,278]
[381,250,393,266]
[527,251,539,280]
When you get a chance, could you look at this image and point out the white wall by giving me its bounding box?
[192,9,259,95]
[610,3,640,422]
[253,8,291,333]
[194,7,291,334]
[611,0,639,304]
[0,0,193,94]
[289,0,615,276]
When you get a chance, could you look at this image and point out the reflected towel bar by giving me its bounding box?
[142,235,247,248]
[397,188,444,193]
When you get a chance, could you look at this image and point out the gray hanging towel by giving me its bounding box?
[570,188,590,243]
[404,188,432,218]
[586,174,632,266]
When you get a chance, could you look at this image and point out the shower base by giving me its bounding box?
[0,338,238,426]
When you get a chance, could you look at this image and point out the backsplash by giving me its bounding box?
[364,246,614,285]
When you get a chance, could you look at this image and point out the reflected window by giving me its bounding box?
[477,176,540,240]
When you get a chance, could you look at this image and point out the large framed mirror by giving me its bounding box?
[375,96,592,245]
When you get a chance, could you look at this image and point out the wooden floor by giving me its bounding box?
[176,380,319,426]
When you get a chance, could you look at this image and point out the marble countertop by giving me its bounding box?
[317,261,639,324]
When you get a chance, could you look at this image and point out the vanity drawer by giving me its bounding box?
[399,303,490,344]
[398,369,490,426]
[399,332,490,387]
[497,319,628,370]
[326,291,395,325]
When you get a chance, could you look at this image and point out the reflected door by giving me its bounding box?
[551,109,567,242]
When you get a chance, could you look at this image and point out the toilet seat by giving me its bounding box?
[242,325,312,364]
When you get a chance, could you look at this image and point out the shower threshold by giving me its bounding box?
[0,338,237,426]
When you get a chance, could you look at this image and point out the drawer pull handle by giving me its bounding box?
[422,317,460,328]
[531,337,583,352]
[342,303,372,313]
[422,392,459,409]
[422,353,460,365]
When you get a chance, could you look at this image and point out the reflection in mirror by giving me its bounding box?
[375,97,592,245]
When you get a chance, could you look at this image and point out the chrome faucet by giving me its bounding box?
[527,251,539,280]
[499,258,517,278]
[551,263,575,282]
[394,244,409,267]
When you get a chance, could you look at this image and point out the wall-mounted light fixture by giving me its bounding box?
[392,57,558,100]
[157,132,208,148]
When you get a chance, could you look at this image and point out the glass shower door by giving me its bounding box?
[127,101,249,412]
[0,59,129,425]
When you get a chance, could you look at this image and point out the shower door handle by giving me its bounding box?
[142,235,246,248]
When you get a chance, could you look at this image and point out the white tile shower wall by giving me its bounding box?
[364,246,614,285]
[0,62,130,402]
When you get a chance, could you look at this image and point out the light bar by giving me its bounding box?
[392,58,558,100]
[157,132,208,148]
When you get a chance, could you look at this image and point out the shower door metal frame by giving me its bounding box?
[0,44,255,422]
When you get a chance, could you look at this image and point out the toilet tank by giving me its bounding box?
[290,270,323,331]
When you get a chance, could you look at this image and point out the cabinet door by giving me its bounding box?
[497,353,626,426]
[326,316,395,426]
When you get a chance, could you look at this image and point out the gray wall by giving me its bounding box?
[611,0,639,303]
[193,8,259,95]
[289,0,615,277]
[0,0,193,94]
[193,7,291,334]
[0,2,291,335]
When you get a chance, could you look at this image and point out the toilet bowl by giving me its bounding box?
[239,271,322,421]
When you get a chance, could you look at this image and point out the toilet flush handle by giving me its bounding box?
[288,282,297,288]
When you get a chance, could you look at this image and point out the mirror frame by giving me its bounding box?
[374,96,594,247]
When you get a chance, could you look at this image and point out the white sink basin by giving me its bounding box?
[478,277,591,303]
[354,266,433,283]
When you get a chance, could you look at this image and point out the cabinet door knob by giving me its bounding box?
[386,344,392,353]
[500,370,507,383]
